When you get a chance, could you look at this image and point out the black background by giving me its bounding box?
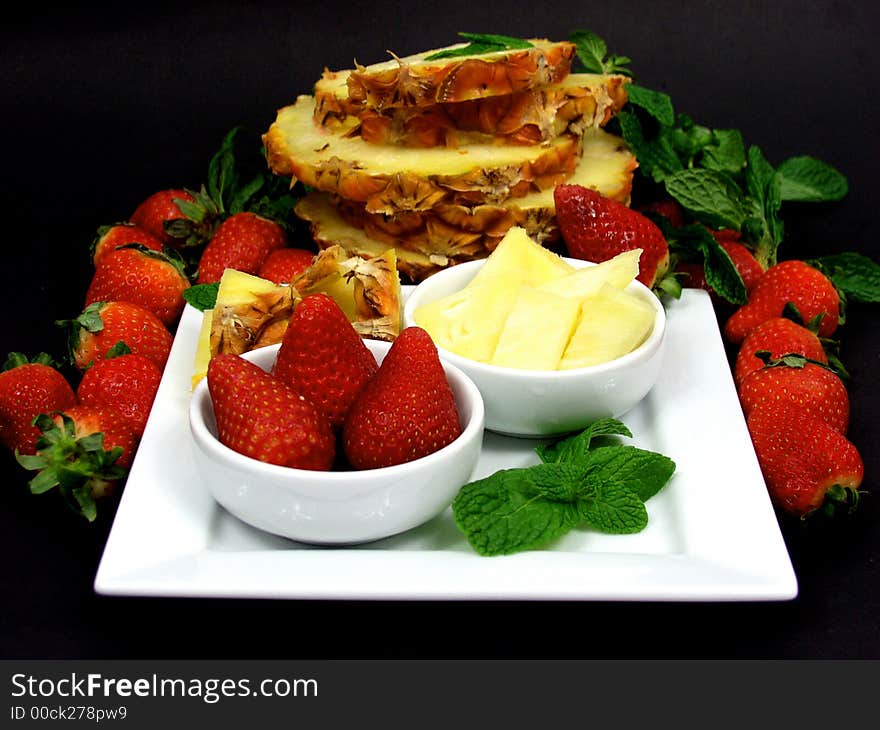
[1,1,878,659]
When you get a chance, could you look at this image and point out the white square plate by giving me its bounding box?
[94,288,797,601]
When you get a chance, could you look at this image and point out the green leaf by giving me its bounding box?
[625,84,674,126]
[664,169,749,231]
[577,480,648,534]
[777,156,849,202]
[668,224,748,305]
[452,469,581,556]
[536,417,632,464]
[183,282,220,311]
[581,445,676,502]
[809,252,880,303]
[700,129,746,175]
[616,110,683,183]
[569,29,632,76]
[424,33,532,60]
[744,145,784,267]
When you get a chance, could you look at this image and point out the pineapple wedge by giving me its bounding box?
[412,282,520,363]
[209,269,298,358]
[191,307,215,388]
[263,94,581,215]
[536,249,641,300]
[315,72,629,147]
[345,39,576,109]
[469,226,572,288]
[295,127,637,281]
[490,286,581,370]
[292,245,402,342]
[559,284,656,370]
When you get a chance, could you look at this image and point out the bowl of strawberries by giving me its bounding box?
[188,293,485,545]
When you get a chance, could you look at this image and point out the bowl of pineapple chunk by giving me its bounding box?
[403,226,667,437]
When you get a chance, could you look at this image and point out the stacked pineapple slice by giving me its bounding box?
[263,37,636,282]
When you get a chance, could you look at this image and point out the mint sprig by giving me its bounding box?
[452,418,675,556]
[569,29,632,76]
[424,33,533,60]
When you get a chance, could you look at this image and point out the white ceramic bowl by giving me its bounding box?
[189,340,484,545]
[403,257,667,437]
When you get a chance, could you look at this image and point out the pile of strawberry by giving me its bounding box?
[554,184,870,520]
[208,293,462,471]
[0,130,319,520]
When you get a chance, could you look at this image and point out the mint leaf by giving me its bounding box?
[777,156,848,202]
[809,252,880,303]
[744,145,784,268]
[452,469,581,556]
[183,282,220,311]
[625,84,674,126]
[616,110,683,183]
[569,29,632,76]
[667,224,748,305]
[582,445,676,502]
[664,169,749,231]
[424,33,532,60]
[577,480,648,534]
[536,417,632,464]
[701,129,746,176]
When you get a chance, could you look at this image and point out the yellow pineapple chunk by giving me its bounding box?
[490,286,581,370]
[191,307,215,388]
[412,282,520,363]
[536,249,641,301]
[559,284,656,369]
[469,226,573,289]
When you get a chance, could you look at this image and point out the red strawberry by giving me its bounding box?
[637,197,687,228]
[16,404,137,521]
[76,350,163,438]
[272,293,378,429]
[0,353,78,455]
[342,327,461,470]
[197,212,288,284]
[738,354,849,434]
[60,301,173,370]
[258,247,316,284]
[554,184,670,288]
[675,234,764,296]
[717,240,765,292]
[85,245,191,327]
[724,259,840,344]
[92,222,164,267]
[207,354,335,470]
[747,405,863,518]
[130,188,196,248]
[733,317,828,386]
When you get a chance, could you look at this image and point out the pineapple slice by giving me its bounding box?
[210,269,298,358]
[295,128,637,282]
[559,284,656,370]
[490,286,581,370]
[536,249,641,301]
[191,307,215,388]
[263,94,581,215]
[315,72,629,147]
[412,282,520,363]
[469,226,573,288]
[345,39,576,109]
